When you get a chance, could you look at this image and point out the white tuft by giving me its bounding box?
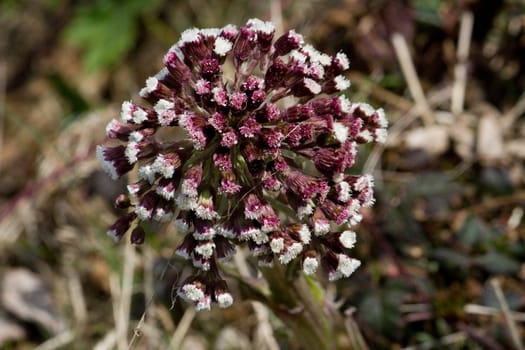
[302,44,331,65]
[334,75,351,91]
[154,99,174,114]
[138,165,156,184]
[298,225,311,244]
[195,205,218,220]
[195,295,211,311]
[132,108,148,124]
[176,246,191,259]
[338,95,351,113]
[135,205,152,221]
[213,37,232,56]
[107,229,121,243]
[153,208,173,222]
[139,76,158,97]
[303,257,319,275]
[156,185,175,200]
[336,181,351,202]
[195,242,215,258]
[152,154,175,178]
[180,284,205,302]
[270,238,284,253]
[129,131,144,142]
[105,119,120,137]
[217,293,233,308]
[304,78,321,94]
[217,225,235,239]
[358,129,374,143]
[251,230,269,244]
[180,28,201,44]
[200,28,220,37]
[96,146,118,180]
[279,243,303,264]
[339,230,357,249]
[335,52,350,70]
[247,18,275,34]
[375,128,388,144]
[333,122,349,143]
[352,102,375,116]
[297,203,314,219]
[376,108,388,128]
[289,50,307,63]
[337,255,361,278]
[121,101,133,122]
[175,193,197,210]
[314,221,330,236]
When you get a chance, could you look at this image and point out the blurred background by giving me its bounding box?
[1,0,525,349]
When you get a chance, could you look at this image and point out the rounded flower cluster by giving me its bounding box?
[98,19,387,310]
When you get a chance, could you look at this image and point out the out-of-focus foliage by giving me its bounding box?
[64,0,162,72]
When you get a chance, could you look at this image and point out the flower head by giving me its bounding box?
[98,19,387,310]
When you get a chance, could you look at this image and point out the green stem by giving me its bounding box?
[260,265,335,350]
[258,264,370,350]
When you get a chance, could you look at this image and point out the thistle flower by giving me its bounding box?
[98,18,387,310]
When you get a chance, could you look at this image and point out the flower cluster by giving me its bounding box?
[98,19,387,310]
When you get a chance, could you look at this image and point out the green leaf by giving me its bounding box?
[64,0,161,72]
[456,216,491,249]
[475,251,520,275]
[431,248,471,270]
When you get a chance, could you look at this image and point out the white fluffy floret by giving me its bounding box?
[335,52,350,70]
[154,99,174,114]
[96,146,118,180]
[336,181,351,202]
[375,128,388,144]
[129,131,144,142]
[135,205,152,221]
[339,230,357,249]
[334,75,351,91]
[125,142,140,164]
[297,202,314,219]
[302,257,319,275]
[270,237,284,254]
[328,255,361,281]
[195,242,215,258]
[175,193,197,211]
[180,28,201,44]
[105,119,120,137]
[217,293,233,308]
[120,101,133,122]
[302,44,331,65]
[298,225,311,244]
[138,164,156,184]
[180,283,204,302]
[152,154,175,178]
[195,295,211,311]
[338,95,351,113]
[251,230,269,244]
[304,78,322,94]
[195,205,218,220]
[139,76,159,97]
[279,243,303,264]
[314,221,330,236]
[333,121,349,143]
[247,18,275,34]
[213,37,232,56]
